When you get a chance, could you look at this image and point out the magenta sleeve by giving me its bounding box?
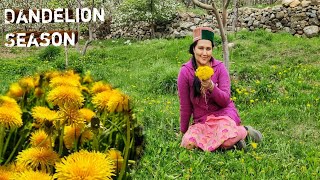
[177,67,192,133]
[209,64,231,108]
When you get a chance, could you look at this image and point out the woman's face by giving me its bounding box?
[193,39,213,66]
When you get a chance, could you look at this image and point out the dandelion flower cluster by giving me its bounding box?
[19,77,35,89]
[16,147,59,172]
[195,66,214,80]
[55,150,115,180]
[49,75,81,88]
[93,90,129,113]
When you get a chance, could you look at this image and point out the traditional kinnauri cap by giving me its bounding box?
[193,27,215,43]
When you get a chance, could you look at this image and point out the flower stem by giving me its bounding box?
[118,113,131,179]
[4,134,23,165]
[59,125,65,156]
[2,128,14,157]
[0,126,5,162]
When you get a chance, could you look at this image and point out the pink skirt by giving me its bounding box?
[181,115,247,151]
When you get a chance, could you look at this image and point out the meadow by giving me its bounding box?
[0,29,319,179]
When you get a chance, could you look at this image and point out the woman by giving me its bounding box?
[178,27,262,151]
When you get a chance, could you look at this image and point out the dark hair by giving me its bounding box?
[189,40,214,97]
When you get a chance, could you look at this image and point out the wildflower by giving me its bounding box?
[195,66,214,81]
[55,150,115,180]
[30,129,51,148]
[0,107,22,128]
[7,83,23,98]
[0,96,22,114]
[31,107,57,126]
[306,103,311,107]
[57,107,85,125]
[91,81,112,94]
[107,90,123,113]
[0,166,11,180]
[251,142,258,149]
[19,77,35,89]
[63,125,93,150]
[49,76,81,88]
[79,108,96,122]
[107,149,123,171]
[250,99,255,103]
[12,170,53,180]
[47,86,84,108]
[16,147,59,173]
[92,91,113,112]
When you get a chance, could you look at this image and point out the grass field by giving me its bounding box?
[0,29,319,179]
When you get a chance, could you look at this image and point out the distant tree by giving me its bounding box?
[192,0,231,71]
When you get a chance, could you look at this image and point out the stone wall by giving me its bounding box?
[107,0,320,39]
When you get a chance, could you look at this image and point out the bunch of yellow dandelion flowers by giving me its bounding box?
[91,81,112,94]
[0,96,22,129]
[195,66,214,81]
[7,83,24,99]
[47,85,84,108]
[31,106,57,127]
[63,125,93,150]
[55,150,115,180]
[16,147,59,173]
[12,170,53,180]
[107,148,124,172]
[49,74,81,88]
[30,129,52,148]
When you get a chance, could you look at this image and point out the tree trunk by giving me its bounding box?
[232,0,238,33]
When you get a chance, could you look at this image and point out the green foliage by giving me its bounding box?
[38,45,62,61]
[114,0,180,25]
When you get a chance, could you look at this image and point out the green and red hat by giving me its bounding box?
[193,27,215,43]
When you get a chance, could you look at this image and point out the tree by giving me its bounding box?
[192,0,231,71]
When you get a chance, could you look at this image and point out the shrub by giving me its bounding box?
[38,46,62,61]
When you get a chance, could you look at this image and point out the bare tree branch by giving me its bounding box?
[192,0,214,10]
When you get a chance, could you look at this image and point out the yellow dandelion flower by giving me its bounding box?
[83,71,93,84]
[44,71,60,81]
[63,125,93,150]
[19,77,35,89]
[0,107,22,128]
[64,70,81,82]
[0,166,12,180]
[34,88,44,98]
[81,86,90,94]
[91,81,112,94]
[49,76,81,88]
[79,108,95,122]
[57,107,85,125]
[16,147,59,173]
[0,96,22,114]
[33,74,41,87]
[107,90,123,113]
[30,129,51,148]
[7,83,24,98]
[47,86,84,108]
[31,106,57,125]
[107,149,123,171]
[251,142,258,149]
[92,91,113,111]
[8,162,27,173]
[250,99,255,103]
[12,170,53,180]
[55,150,115,180]
[195,66,214,81]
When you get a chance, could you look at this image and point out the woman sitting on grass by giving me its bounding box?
[178,27,262,151]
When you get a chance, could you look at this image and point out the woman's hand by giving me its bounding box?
[200,79,214,93]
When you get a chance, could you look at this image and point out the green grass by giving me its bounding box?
[0,29,319,179]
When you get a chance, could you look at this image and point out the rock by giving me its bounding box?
[310,0,320,5]
[194,18,201,25]
[282,0,295,6]
[290,0,301,7]
[303,25,319,37]
[301,0,312,6]
[276,11,285,19]
[180,22,194,30]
